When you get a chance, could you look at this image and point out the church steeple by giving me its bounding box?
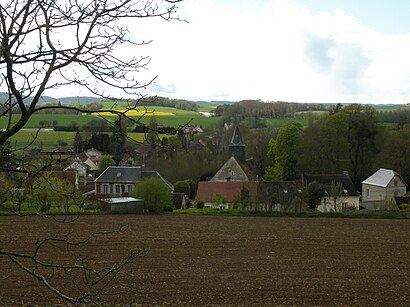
[228,125,245,163]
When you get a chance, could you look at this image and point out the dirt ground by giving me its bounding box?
[0,215,409,306]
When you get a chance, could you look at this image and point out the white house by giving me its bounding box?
[302,173,360,212]
[361,168,407,210]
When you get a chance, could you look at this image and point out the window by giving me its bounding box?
[342,202,348,210]
[115,184,121,195]
[102,184,109,194]
[366,189,370,198]
[126,184,134,193]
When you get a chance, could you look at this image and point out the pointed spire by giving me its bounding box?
[228,125,245,162]
[229,125,244,146]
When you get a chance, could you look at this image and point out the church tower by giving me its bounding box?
[228,125,245,163]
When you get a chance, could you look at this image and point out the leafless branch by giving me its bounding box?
[0,223,146,305]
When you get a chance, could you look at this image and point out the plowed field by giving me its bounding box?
[1,215,409,306]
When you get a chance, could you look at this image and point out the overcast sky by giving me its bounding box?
[53,0,410,104]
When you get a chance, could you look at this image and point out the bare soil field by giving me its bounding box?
[0,215,409,306]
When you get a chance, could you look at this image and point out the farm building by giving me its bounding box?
[302,173,360,212]
[361,168,408,210]
[99,197,143,213]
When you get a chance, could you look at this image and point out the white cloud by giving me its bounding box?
[45,0,410,104]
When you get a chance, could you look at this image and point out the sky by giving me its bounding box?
[50,0,410,104]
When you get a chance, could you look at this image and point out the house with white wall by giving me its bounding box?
[361,168,407,210]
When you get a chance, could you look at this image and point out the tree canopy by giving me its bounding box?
[130,177,172,213]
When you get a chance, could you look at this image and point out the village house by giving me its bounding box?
[361,168,408,210]
[94,166,173,197]
[302,173,360,212]
[65,148,103,179]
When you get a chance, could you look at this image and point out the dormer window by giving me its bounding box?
[117,172,122,177]
[343,189,348,194]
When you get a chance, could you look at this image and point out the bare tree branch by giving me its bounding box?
[0,0,184,145]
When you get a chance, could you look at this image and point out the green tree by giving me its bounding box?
[266,121,303,180]
[174,180,191,196]
[304,181,326,211]
[98,155,116,172]
[345,105,382,187]
[130,177,172,213]
[329,181,344,211]
[111,115,128,159]
[146,115,159,145]
[73,132,84,153]
[298,105,382,187]
[240,186,250,210]
[28,176,85,212]
[374,128,410,185]
[298,112,350,174]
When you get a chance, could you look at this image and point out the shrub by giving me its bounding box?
[196,199,205,209]
[399,204,410,210]
[174,181,191,196]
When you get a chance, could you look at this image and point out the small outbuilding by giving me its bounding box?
[100,197,144,214]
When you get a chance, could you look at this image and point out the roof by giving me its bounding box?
[196,182,257,203]
[141,170,174,191]
[95,166,142,183]
[362,168,407,188]
[95,166,174,191]
[229,125,245,146]
[99,197,143,204]
[211,156,249,182]
[303,173,360,196]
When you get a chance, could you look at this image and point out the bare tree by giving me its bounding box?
[0,0,184,146]
[0,0,183,304]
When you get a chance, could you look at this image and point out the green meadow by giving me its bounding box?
[8,130,149,149]
[0,106,219,129]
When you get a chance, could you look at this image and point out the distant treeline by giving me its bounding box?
[214,100,329,119]
[10,102,104,114]
[133,125,177,134]
[131,96,198,112]
[378,108,410,128]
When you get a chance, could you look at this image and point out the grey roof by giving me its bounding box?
[211,156,249,182]
[229,126,245,146]
[95,166,174,191]
[141,170,174,191]
[100,197,143,204]
[362,168,405,188]
[94,166,142,183]
[303,173,360,196]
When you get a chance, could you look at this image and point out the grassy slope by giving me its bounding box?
[0,106,218,129]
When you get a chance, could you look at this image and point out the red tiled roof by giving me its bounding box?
[196,181,257,202]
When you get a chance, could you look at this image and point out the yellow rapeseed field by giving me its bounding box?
[91,109,175,116]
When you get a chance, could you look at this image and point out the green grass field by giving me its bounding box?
[8,130,150,149]
[0,106,219,130]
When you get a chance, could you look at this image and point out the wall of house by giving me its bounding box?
[386,177,407,201]
[363,176,406,206]
[362,184,387,203]
[318,196,359,212]
[110,201,143,213]
[95,183,135,197]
